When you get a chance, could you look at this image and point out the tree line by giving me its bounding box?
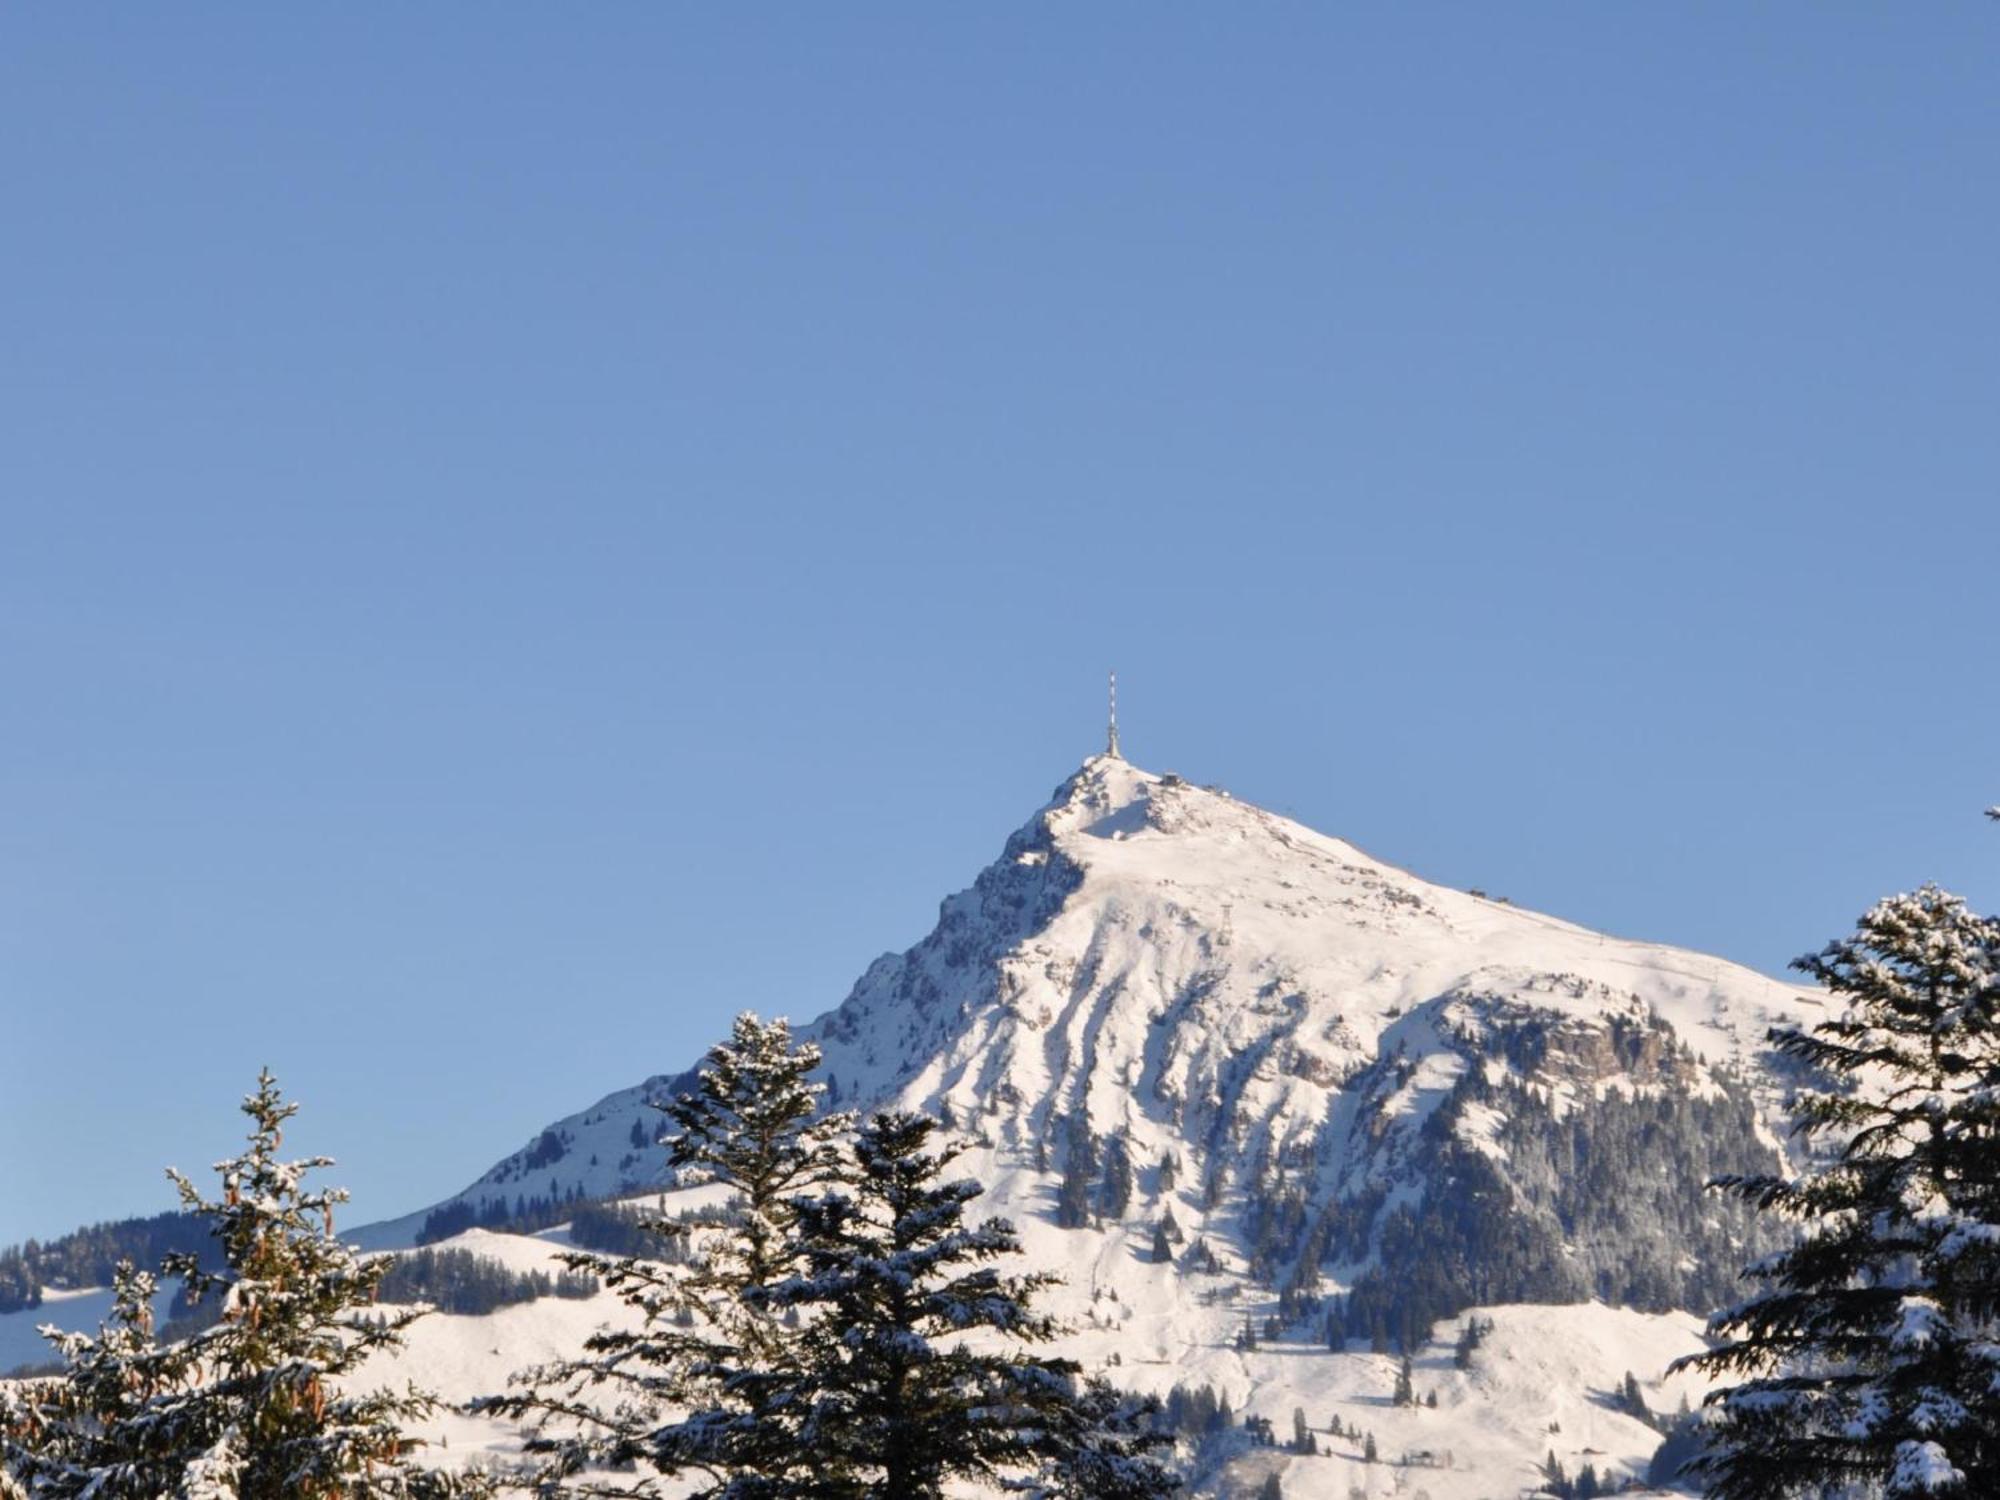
[0,1212,222,1317]
[0,1017,1179,1500]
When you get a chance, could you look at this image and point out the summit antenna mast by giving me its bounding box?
[1107,671,1121,759]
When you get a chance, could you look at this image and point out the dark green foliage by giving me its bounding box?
[1,1263,204,1496]
[565,1198,702,1261]
[1330,1036,1782,1349]
[1646,1411,1709,1490]
[1099,1136,1135,1220]
[520,1129,568,1171]
[1241,1170,1308,1288]
[479,1012,851,1500]
[1042,1381,1180,1500]
[415,1199,510,1243]
[1453,1315,1493,1370]
[1056,1112,1098,1229]
[1200,1162,1226,1212]
[1158,1382,1231,1438]
[0,1252,37,1317]
[0,1212,223,1316]
[1611,1370,1658,1432]
[375,1247,598,1316]
[771,1111,1177,1500]
[2,1071,480,1499]
[415,1182,594,1244]
[1681,886,2000,1499]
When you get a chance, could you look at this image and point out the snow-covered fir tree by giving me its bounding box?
[3,1071,477,1500]
[0,1263,202,1497]
[481,1013,852,1498]
[1681,885,2000,1498]
[1391,1355,1414,1408]
[1038,1379,1180,1500]
[166,1071,478,1499]
[766,1111,1177,1500]
[659,1012,855,1311]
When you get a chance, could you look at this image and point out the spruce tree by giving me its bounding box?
[3,1071,476,1499]
[1041,1380,1179,1500]
[169,1071,476,1498]
[1056,1115,1098,1230]
[1098,1138,1134,1221]
[769,1111,1175,1500]
[1617,1371,1648,1426]
[660,1013,853,1309]
[1392,1355,1414,1407]
[0,1263,202,1497]
[1681,885,2000,1498]
[482,1013,851,1498]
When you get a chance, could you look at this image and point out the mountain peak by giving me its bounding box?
[333,755,1834,1496]
[1046,752,1164,834]
[374,751,1820,1271]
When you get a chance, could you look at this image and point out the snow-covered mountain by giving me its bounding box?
[373,753,1817,1261]
[14,753,1830,1495]
[322,752,1826,1492]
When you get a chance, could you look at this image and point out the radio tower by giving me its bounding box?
[1106,671,1121,759]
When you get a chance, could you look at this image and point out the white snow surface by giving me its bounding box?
[1,1217,1713,1496]
[367,755,1820,1246]
[10,756,1830,1494]
[368,1216,1719,1497]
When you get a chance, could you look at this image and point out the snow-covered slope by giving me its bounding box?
[15,754,1825,1494]
[375,755,1816,1267]
[357,1207,1724,1499]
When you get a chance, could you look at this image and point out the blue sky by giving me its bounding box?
[3,6,1996,1247]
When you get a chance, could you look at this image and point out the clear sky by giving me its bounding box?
[4,6,1997,1249]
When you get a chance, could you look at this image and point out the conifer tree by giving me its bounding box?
[482,1013,851,1498]
[1041,1380,1178,1500]
[4,1071,477,1499]
[1617,1371,1649,1426]
[661,1013,854,1308]
[768,1111,1176,1500]
[1681,885,2000,1498]
[1392,1355,1415,1408]
[0,1263,201,1497]
[168,1071,475,1498]
[1098,1138,1134,1221]
[1056,1115,1098,1230]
